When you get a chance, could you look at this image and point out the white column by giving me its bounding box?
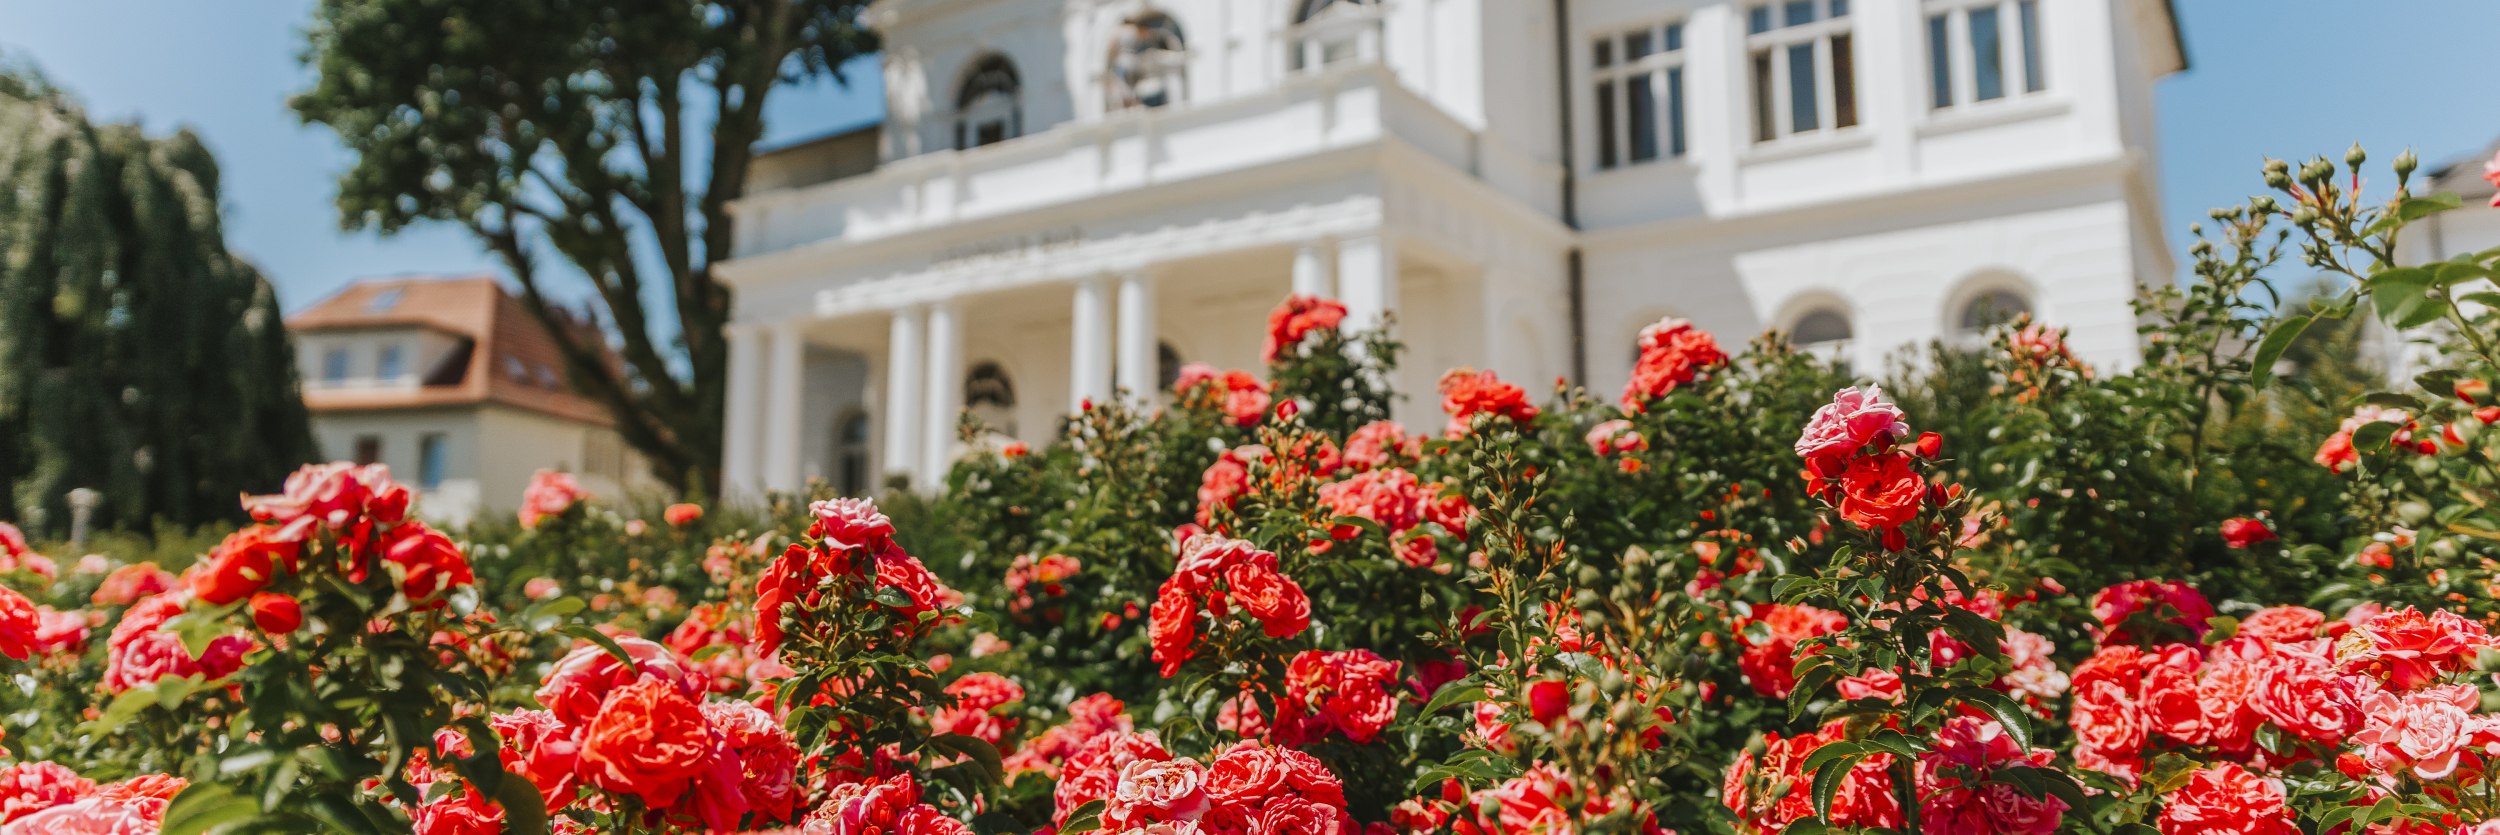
[720,324,766,497]
[761,322,806,492]
[1114,272,1158,405]
[921,300,965,485]
[882,306,926,488]
[1069,276,1114,409]
[1337,234,1398,334]
[1291,241,1336,298]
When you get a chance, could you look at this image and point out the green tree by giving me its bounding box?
[0,65,317,538]
[292,0,878,493]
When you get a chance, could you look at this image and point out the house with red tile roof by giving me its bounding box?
[287,275,655,525]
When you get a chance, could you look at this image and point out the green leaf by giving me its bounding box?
[161,781,260,835]
[2248,315,2312,390]
[2370,267,2445,329]
[486,769,551,834]
[557,625,633,665]
[927,734,1006,787]
[1419,680,1486,716]
[1964,689,2035,750]
[1059,799,1109,835]
[1808,752,1865,823]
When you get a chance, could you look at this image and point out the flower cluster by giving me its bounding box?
[1313,468,1469,568]
[1621,317,1728,411]
[519,469,591,529]
[1795,386,1948,547]
[1176,364,1274,428]
[1262,294,1348,364]
[411,635,805,831]
[1051,732,1357,834]
[1437,368,1539,437]
[1150,535,1311,677]
[754,498,957,656]
[1004,553,1083,618]
[0,761,183,834]
[1273,648,1401,745]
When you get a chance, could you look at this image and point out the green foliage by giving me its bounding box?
[0,70,316,538]
[292,0,879,493]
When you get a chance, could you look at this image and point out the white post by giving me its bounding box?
[1337,233,1398,335]
[762,322,807,493]
[1292,241,1336,298]
[921,300,965,485]
[1114,272,1158,405]
[721,324,766,496]
[1070,276,1114,409]
[883,306,926,488]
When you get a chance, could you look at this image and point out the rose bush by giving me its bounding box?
[0,143,2497,834]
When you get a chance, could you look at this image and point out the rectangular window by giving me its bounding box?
[1927,15,1953,108]
[353,435,382,467]
[1627,74,1658,162]
[1595,80,1618,168]
[322,348,349,384]
[377,344,404,381]
[1925,0,2047,110]
[1590,21,1688,170]
[1745,0,1857,142]
[2019,0,2044,92]
[418,433,447,490]
[1970,5,2004,101]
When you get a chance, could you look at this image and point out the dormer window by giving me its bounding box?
[955,54,1023,150]
[365,287,404,312]
[1290,0,1383,73]
[1108,12,1188,110]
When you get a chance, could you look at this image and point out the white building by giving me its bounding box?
[289,276,655,525]
[717,0,2187,493]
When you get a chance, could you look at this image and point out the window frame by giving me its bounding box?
[1924,0,2046,112]
[417,432,447,490]
[1289,0,1383,73]
[954,54,1024,151]
[321,347,351,384]
[1589,19,1690,172]
[1744,0,1859,144]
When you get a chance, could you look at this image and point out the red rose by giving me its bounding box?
[1836,452,1923,532]
[188,525,301,606]
[247,592,302,634]
[2237,606,2323,643]
[1437,369,1539,436]
[535,636,705,728]
[577,678,715,810]
[1149,581,1198,678]
[0,760,97,823]
[1106,758,1210,828]
[1052,733,1173,827]
[2155,763,2297,835]
[1277,650,1401,744]
[702,700,799,823]
[1526,679,1570,725]
[2219,517,2275,549]
[2089,580,2216,645]
[1733,604,1847,698]
[1619,318,1728,410]
[1263,294,1348,364]
[2069,678,2147,770]
[1223,564,1310,639]
[0,584,35,663]
[380,522,475,606]
[1253,795,1354,835]
[663,503,704,527]
[2344,606,2493,691]
[409,788,504,835]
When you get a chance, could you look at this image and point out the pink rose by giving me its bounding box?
[1794,386,1910,460]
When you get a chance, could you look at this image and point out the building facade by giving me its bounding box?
[717,0,2186,493]
[289,276,655,526]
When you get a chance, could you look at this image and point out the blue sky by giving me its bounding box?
[0,0,2491,313]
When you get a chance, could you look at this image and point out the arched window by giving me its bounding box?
[1108,12,1189,109]
[1957,288,2032,335]
[955,54,1022,150]
[1156,341,1184,390]
[965,361,1018,436]
[1790,308,1853,346]
[1291,0,1383,72]
[834,411,872,496]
